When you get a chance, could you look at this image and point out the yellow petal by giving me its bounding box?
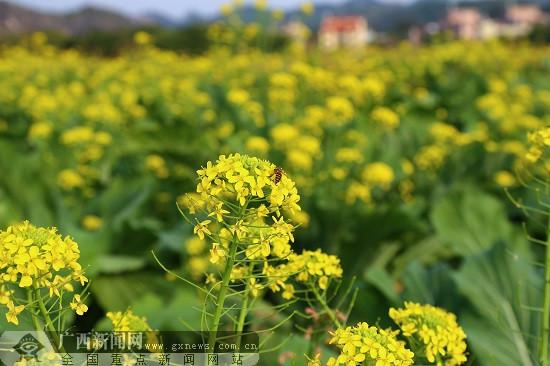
[19,275,33,288]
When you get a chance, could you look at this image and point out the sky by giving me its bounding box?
[11,0,413,18]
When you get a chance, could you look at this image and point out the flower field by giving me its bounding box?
[1,32,550,366]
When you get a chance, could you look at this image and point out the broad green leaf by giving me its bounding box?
[91,273,169,312]
[94,255,146,274]
[431,187,512,256]
[453,240,540,366]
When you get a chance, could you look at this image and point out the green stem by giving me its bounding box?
[34,287,64,353]
[236,293,249,332]
[236,271,252,334]
[540,210,550,366]
[27,289,42,332]
[312,286,341,329]
[207,236,239,353]
[35,288,57,333]
[235,263,254,350]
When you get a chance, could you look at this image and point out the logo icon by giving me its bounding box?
[13,333,44,359]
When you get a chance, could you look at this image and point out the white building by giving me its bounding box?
[318,16,369,50]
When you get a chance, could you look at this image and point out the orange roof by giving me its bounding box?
[320,16,366,33]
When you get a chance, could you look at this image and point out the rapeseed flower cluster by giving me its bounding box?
[195,153,300,212]
[526,126,550,164]
[107,309,153,331]
[0,221,88,324]
[389,302,467,365]
[180,154,302,298]
[327,322,414,366]
[285,249,343,291]
[371,106,399,130]
[362,162,395,191]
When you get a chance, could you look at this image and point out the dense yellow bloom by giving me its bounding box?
[145,154,169,179]
[327,322,414,366]
[134,31,152,45]
[82,215,103,231]
[336,148,363,164]
[389,302,467,365]
[107,309,153,331]
[61,126,95,145]
[183,154,304,296]
[526,126,550,163]
[57,169,85,190]
[415,145,447,171]
[371,106,400,130]
[362,162,395,190]
[271,123,300,148]
[195,153,300,212]
[430,122,460,144]
[282,249,343,291]
[28,121,53,139]
[0,221,87,323]
[246,136,270,154]
[288,149,313,171]
[494,170,516,188]
[227,88,250,105]
[326,96,355,125]
[186,237,207,255]
[346,181,371,204]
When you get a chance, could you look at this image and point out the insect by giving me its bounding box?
[273,166,284,184]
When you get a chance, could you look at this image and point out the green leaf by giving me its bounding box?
[91,273,169,312]
[365,267,400,305]
[94,255,146,274]
[99,178,154,230]
[400,261,458,311]
[131,289,204,331]
[452,240,540,366]
[431,187,512,256]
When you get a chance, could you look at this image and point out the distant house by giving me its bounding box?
[506,5,544,26]
[437,5,548,41]
[500,5,547,38]
[318,16,369,49]
[444,7,482,40]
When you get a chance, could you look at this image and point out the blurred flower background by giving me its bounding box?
[1,0,550,365]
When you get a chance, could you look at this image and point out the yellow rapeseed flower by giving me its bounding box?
[389,302,467,365]
[327,322,414,366]
[0,221,87,323]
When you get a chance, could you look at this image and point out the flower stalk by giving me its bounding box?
[540,208,550,366]
[207,236,239,353]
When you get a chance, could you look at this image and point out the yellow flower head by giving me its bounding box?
[494,170,516,188]
[284,249,343,290]
[70,294,88,316]
[371,106,400,130]
[327,322,414,366]
[326,96,355,126]
[134,31,152,45]
[526,126,550,164]
[82,215,102,231]
[195,153,300,212]
[0,221,87,323]
[107,309,152,331]
[389,302,467,365]
[362,162,395,190]
[145,154,169,179]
